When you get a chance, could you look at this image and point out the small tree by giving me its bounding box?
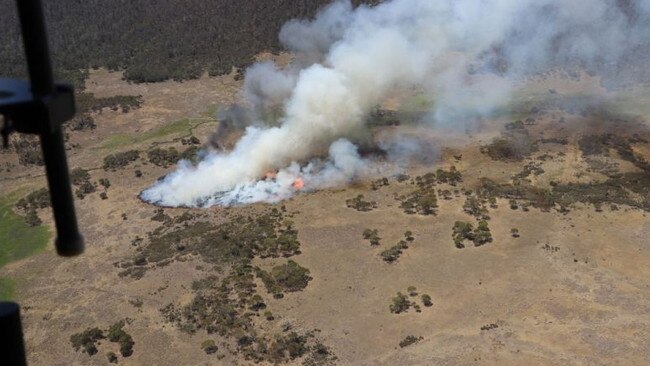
[421,294,432,307]
[511,228,520,238]
[399,335,423,348]
[407,286,417,297]
[389,292,410,314]
[404,231,414,242]
[99,178,111,189]
[201,339,218,354]
[25,208,42,227]
[107,352,118,363]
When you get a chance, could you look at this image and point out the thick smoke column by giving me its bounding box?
[142,0,650,207]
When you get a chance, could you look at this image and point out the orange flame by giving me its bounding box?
[264,171,277,180]
[292,177,305,190]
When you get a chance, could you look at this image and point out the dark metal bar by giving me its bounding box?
[15,0,54,97]
[0,302,27,366]
[16,0,84,256]
[40,127,84,256]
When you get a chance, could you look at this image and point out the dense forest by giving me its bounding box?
[0,0,375,85]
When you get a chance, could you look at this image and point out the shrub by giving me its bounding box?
[404,231,414,241]
[380,245,403,263]
[70,115,97,131]
[268,332,308,362]
[389,292,410,314]
[151,209,170,222]
[70,327,105,356]
[452,221,474,248]
[463,196,489,219]
[346,194,377,211]
[99,178,111,189]
[474,220,493,246]
[436,166,462,185]
[24,208,42,227]
[70,167,91,185]
[407,286,417,297]
[249,294,267,311]
[270,260,312,292]
[17,188,50,210]
[363,228,380,245]
[398,186,438,215]
[201,339,218,354]
[103,150,140,170]
[108,320,134,357]
[106,351,118,363]
[399,335,423,348]
[147,147,180,168]
[75,180,96,199]
[421,294,432,307]
[511,228,520,238]
[452,220,492,248]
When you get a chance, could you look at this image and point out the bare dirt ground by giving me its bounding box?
[1,68,649,365]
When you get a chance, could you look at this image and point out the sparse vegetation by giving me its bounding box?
[147,147,180,168]
[380,240,409,263]
[436,166,462,185]
[71,321,134,358]
[269,260,312,292]
[99,178,111,190]
[9,135,43,166]
[70,327,105,356]
[103,150,140,170]
[481,122,538,161]
[15,188,50,212]
[407,286,417,296]
[362,228,381,245]
[108,320,135,357]
[76,93,143,114]
[201,339,218,355]
[511,228,520,238]
[389,292,411,314]
[452,220,492,248]
[421,294,432,307]
[481,323,499,331]
[397,174,439,215]
[346,194,377,211]
[463,195,490,220]
[2,194,50,268]
[69,116,96,131]
[371,177,390,190]
[106,352,118,363]
[147,209,334,363]
[399,335,423,348]
[0,1,377,84]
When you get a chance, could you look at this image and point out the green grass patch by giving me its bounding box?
[99,118,209,150]
[0,277,16,300]
[100,118,193,150]
[0,193,50,269]
[202,104,220,118]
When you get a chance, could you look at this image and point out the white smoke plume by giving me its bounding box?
[141,0,650,207]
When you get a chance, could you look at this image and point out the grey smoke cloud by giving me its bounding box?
[142,0,650,207]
